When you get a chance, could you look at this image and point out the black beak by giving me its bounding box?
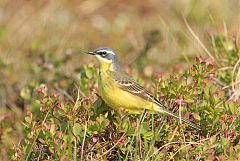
[88,51,96,55]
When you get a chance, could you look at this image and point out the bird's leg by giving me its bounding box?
[140,109,148,124]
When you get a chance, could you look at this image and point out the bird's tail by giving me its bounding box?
[153,100,201,130]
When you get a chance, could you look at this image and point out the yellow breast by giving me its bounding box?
[98,70,153,114]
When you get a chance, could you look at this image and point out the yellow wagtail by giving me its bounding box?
[88,47,200,130]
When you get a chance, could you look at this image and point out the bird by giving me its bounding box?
[87,47,201,130]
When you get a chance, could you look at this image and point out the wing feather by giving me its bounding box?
[110,71,156,102]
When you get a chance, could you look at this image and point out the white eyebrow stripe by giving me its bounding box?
[97,49,115,55]
[107,50,115,55]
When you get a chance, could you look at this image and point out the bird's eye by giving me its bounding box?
[100,52,107,57]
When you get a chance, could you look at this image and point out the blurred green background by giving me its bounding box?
[0,0,239,159]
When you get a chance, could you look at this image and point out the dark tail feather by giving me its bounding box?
[161,109,201,130]
[154,101,201,130]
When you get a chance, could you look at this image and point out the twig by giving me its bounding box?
[26,111,50,161]
[223,79,240,89]
[73,88,81,112]
[144,117,167,160]
[146,138,208,161]
[101,132,127,157]
[55,86,74,102]
[182,14,215,61]
[74,136,77,161]
[231,58,240,91]
[80,115,90,161]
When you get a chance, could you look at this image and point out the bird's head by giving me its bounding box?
[88,47,121,71]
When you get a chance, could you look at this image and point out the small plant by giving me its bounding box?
[7,34,239,160]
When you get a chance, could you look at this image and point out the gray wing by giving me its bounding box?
[110,71,160,104]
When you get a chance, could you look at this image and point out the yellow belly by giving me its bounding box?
[99,79,153,114]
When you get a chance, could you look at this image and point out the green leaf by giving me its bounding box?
[38,138,45,144]
[24,116,32,124]
[20,87,31,100]
[229,103,237,114]
[73,123,82,136]
[193,113,201,121]
[85,67,93,79]
[140,123,148,135]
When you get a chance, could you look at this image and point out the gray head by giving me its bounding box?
[88,47,121,71]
